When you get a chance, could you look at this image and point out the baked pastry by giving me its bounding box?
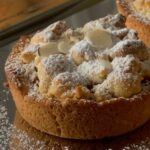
[5,14,150,139]
[116,0,150,48]
[10,111,150,150]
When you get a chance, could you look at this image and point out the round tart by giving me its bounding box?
[116,0,150,48]
[5,14,150,139]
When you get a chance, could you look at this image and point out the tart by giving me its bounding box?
[5,14,150,139]
[116,0,150,48]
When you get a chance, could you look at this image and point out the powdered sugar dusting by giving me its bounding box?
[1,89,150,149]
[32,21,68,43]
[42,54,76,78]
[0,90,47,150]
[111,55,141,73]
[23,44,40,53]
[111,39,143,53]
[10,126,46,150]
[69,40,96,61]
[53,71,89,87]
[5,14,150,101]
[123,138,150,150]
[5,51,37,87]
[0,96,10,150]
[93,83,113,101]
[77,59,112,84]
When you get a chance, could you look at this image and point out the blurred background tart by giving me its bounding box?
[116,0,150,48]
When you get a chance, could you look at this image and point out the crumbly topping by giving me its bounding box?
[21,44,40,63]
[104,70,142,97]
[111,55,141,73]
[52,71,88,87]
[5,54,37,88]
[7,14,150,101]
[111,39,143,53]
[93,83,113,101]
[49,72,90,99]
[69,40,96,64]
[64,28,84,43]
[31,21,68,43]
[83,20,103,33]
[83,14,125,32]
[124,29,138,40]
[107,70,141,83]
[98,14,126,30]
[42,54,76,78]
[77,59,112,84]
[112,28,138,40]
[23,43,40,53]
[112,28,129,39]
[110,39,148,60]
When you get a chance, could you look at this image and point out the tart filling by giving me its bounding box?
[10,14,150,102]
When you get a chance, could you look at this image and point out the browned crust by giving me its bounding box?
[5,37,150,139]
[116,0,150,48]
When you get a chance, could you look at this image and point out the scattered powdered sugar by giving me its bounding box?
[0,90,48,150]
[112,28,129,39]
[0,98,10,149]
[1,88,150,149]
[83,14,126,38]
[107,139,150,150]
[108,70,141,83]
[84,19,104,31]
[52,71,89,87]
[98,14,126,30]
[5,53,40,100]
[42,54,76,78]
[123,138,150,150]
[37,30,53,42]
[124,29,138,40]
[27,81,43,101]
[64,28,84,42]
[22,63,37,83]
[77,59,112,84]
[23,44,40,53]
[5,56,24,87]
[112,28,138,40]
[10,127,46,150]
[69,40,96,61]
[111,55,141,73]
[3,13,150,149]
[5,14,150,102]
[93,83,113,101]
[5,54,37,87]
[32,21,67,43]
[111,39,143,53]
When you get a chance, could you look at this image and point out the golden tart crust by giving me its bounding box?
[5,36,150,139]
[116,0,150,48]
